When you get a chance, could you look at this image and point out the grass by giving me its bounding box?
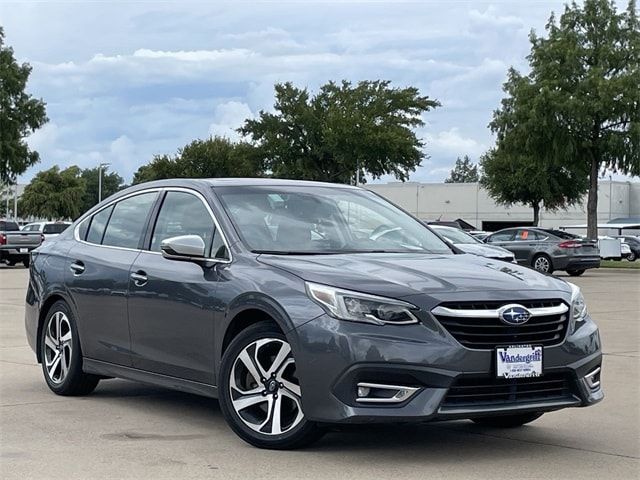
[600,259,640,269]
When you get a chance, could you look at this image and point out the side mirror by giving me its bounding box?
[160,235,206,261]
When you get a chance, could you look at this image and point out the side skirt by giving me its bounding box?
[83,358,218,399]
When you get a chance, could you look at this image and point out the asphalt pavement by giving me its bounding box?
[1,266,638,479]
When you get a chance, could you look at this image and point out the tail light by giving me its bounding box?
[0,233,6,245]
[559,240,582,249]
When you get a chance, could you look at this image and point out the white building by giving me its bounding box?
[367,179,640,234]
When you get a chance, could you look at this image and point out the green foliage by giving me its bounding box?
[133,136,262,184]
[0,27,48,183]
[80,167,125,212]
[240,80,440,184]
[19,166,86,220]
[445,155,479,183]
[487,0,639,236]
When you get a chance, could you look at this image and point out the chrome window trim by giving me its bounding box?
[431,303,569,319]
[73,186,233,263]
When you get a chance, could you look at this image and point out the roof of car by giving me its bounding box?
[131,178,361,189]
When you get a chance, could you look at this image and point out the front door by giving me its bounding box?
[127,190,229,384]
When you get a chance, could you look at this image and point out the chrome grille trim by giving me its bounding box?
[431,303,568,319]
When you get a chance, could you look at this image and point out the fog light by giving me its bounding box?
[584,367,601,390]
[357,386,371,397]
[355,382,420,403]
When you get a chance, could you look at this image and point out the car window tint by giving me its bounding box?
[211,230,229,259]
[150,191,215,255]
[487,231,514,242]
[516,230,530,241]
[86,206,114,244]
[77,218,90,240]
[102,193,157,249]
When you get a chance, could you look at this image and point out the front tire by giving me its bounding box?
[218,322,323,449]
[40,300,100,396]
[532,254,553,274]
[472,412,543,427]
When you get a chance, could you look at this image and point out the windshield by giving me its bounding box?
[215,185,453,255]
[433,227,480,245]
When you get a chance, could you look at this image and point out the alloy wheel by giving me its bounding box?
[229,338,304,436]
[44,311,73,384]
[534,256,550,272]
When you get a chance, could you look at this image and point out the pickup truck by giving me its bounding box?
[0,220,43,267]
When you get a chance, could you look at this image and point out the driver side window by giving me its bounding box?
[150,191,218,257]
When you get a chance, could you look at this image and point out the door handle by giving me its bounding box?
[130,271,148,286]
[69,261,85,275]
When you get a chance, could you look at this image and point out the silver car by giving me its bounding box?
[485,227,600,276]
[431,225,515,262]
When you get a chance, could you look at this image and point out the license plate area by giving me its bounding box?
[496,345,542,379]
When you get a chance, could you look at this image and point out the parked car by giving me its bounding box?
[430,225,515,262]
[0,220,43,267]
[484,227,600,276]
[22,221,71,242]
[613,235,639,261]
[25,179,603,449]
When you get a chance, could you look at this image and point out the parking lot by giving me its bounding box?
[0,266,638,479]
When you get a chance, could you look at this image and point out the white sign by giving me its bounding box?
[496,345,543,379]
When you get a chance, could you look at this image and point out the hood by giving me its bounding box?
[257,253,569,298]
[455,243,513,258]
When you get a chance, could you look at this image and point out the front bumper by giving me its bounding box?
[291,313,602,423]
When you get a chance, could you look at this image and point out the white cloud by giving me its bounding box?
[426,127,487,158]
[208,101,254,139]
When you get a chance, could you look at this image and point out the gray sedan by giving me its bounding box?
[484,227,600,276]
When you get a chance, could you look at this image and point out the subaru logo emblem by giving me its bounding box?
[498,304,532,325]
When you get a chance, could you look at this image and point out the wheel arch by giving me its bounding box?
[36,292,78,363]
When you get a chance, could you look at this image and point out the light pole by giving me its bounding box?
[98,162,111,203]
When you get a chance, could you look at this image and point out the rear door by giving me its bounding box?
[66,191,159,366]
[127,189,230,383]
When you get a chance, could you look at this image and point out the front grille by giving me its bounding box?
[432,300,569,349]
[441,373,576,409]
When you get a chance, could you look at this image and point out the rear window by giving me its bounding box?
[43,224,69,234]
[0,221,20,231]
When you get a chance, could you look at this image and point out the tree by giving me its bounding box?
[80,167,125,212]
[133,136,262,184]
[480,147,587,226]
[490,0,639,238]
[20,166,86,220]
[445,155,479,183]
[0,27,48,183]
[240,80,440,184]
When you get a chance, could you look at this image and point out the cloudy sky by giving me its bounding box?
[1,0,633,184]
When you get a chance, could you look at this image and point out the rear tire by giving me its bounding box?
[472,412,543,428]
[40,300,100,396]
[23,258,30,268]
[567,269,585,276]
[628,251,636,262]
[532,254,553,274]
[6,259,16,266]
[218,321,324,449]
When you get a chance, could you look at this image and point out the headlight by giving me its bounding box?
[569,283,588,329]
[305,282,419,325]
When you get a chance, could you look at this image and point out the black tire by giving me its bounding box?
[6,259,16,266]
[40,300,100,396]
[472,412,543,428]
[628,251,636,262]
[532,254,554,274]
[218,321,324,449]
[22,258,30,268]
[567,269,585,276]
